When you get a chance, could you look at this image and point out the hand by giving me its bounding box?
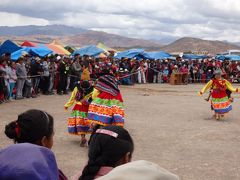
[64,106,68,111]
[198,92,203,96]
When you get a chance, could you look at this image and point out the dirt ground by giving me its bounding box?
[1,84,240,180]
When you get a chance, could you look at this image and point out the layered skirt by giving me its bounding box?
[68,103,91,135]
[211,90,232,114]
[87,92,125,126]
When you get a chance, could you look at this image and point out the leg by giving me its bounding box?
[9,82,14,98]
[16,79,23,98]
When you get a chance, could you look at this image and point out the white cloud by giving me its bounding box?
[0,12,49,26]
[0,0,240,42]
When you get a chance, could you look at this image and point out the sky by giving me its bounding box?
[0,0,240,43]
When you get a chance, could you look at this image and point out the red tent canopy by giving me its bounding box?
[21,41,37,47]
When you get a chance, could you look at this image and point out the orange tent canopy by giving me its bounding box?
[46,43,70,55]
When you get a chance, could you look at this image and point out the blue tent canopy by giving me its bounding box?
[215,55,226,60]
[73,45,104,56]
[30,47,53,57]
[215,55,240,61]
[0,40,21,56]
[11,47,53,61]
[114,49,145,59]
[182,54,208,60]
[11,47,30,60]
[225,55,240,61]
[142,51,171,60]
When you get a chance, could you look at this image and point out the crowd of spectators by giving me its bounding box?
[1,52,240,104]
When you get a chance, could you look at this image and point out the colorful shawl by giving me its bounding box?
[95,75,119,96]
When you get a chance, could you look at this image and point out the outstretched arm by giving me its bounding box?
[199,80,213,95]
[225,80,239,92]
[64,87,78,108]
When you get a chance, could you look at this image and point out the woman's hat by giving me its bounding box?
[98,160,179,180]
[214,69,222,75]
[0,143,58,180]
[80,81,91,90]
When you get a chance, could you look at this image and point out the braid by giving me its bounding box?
[79,157,105,180]
[79,126,134,180]
[80,134,105,180]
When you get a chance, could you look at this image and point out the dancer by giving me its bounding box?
[199,69,239,120]
[64,81,93,146]
[87,69,125,129]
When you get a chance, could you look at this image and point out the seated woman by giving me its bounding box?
[74,126,134,180]
[98,160,179,180]
[4,109,67,180]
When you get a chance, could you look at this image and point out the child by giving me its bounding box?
[64,81,93,146]
[4,109,67,180]
[74,126,134,180]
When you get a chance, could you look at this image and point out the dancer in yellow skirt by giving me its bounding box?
[199,69,238,120]
[64,81,93,146]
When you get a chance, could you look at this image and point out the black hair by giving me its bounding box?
[79,126,134,180]
[5,109,54,144]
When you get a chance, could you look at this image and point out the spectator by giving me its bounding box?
[0,59,10,101]
[48,58,57,94]
[57,57,70,95]
[0,62,6,103]
[16,58,27,99]
[75,126,134,180]
[41,57,50,95]
[81,65,91,81]
[98,160,179,180]
[8,61,17,99]
[30,57,43,95]
[70,55,82,91]
[23,72,33,98]
[4,109,68,180]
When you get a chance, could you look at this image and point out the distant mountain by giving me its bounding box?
[161,37,240,55]
[0,25,162,50]
[1,25,239,54]
[61,31,162,49]
[0,25,87,36]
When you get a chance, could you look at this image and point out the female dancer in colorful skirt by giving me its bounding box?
[64,81,94,146]
[87,69,125,129]
[199,69,239,120]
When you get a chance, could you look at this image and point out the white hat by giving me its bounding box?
[56,56,61,60]
[35,57,41,62]
[21,51,28,57]
[98,160,179,180]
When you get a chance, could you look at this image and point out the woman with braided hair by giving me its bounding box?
[64,80,94,147]
[199,69,239,120]
[87,69,125,129]
[73,126,134,180]
[4,109,67,180]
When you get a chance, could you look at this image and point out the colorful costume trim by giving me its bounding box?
[200,79,238,114]
[64,87,92,135]
[87,90,125,127]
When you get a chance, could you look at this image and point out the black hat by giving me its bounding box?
[80,81,91,90]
